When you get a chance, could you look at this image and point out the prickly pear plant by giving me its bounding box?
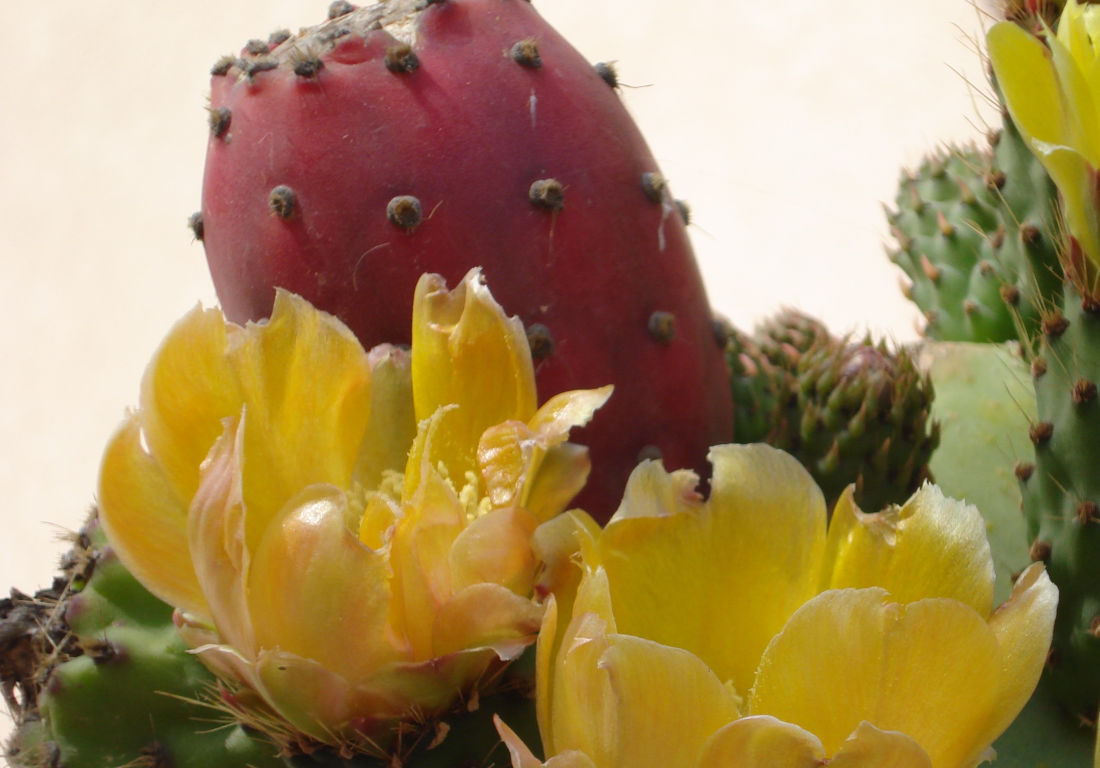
[723,308,938,513]
[196,0,732,520]
[1,513,281,768]
[724,323,785,445]
[1015,285,1100,724]
[780,336,939,513]
[885,122,1060,344]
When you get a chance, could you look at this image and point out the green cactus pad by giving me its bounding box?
[1019,283,1100,723]
[920,341,1034,604]
[2,514,282,768]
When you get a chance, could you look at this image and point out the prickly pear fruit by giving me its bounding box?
[198,0,732,520]
[1,513,281,768]
[724,324,785,445]
[782,335,939,513]
[1018,283,1100,724]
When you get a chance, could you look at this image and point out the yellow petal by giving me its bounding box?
[246,484,402,684]
[187,417,254,656]
[828,722,932,768]
[432,582,543,659]
[449,507,538,594]
[228,289,372,552]
[597,444,826,694]
[137,303,243,505]
[390,459,466,658]
[823,484,995,617]
[353,344,416,491]
[976,564,1058,765]
[695,716,825,767]
[411,270,537,483]
[749,588,1004,766]
[496,715,598,768]
[596,635,742,768]
[988,22,1072,151]
[523,443,592,522]
[98,414,206,617]
[527,386,614,445]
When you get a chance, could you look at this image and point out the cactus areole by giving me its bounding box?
[200,0,732,519]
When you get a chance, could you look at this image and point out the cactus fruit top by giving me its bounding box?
[724,309,938,513]
[198,0,732,520]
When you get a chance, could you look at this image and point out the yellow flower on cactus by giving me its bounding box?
[97,269,610,746]
[497,444,1057,768]
[988,0,1100,285]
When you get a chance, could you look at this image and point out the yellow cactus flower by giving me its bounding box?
[497,444,1057,768]
[988,1,1100,286]
[97,269,610,747]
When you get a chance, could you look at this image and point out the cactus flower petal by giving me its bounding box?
[989,3,1100,271]
[823,485,995,616]
[500,443,1058,768]
[99,269,607,747]
[591,445,826,695]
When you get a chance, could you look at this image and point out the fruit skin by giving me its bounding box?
[199,0,732,521]
[1018,283,1100,724]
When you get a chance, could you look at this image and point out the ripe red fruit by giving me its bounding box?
[200,0,732,521]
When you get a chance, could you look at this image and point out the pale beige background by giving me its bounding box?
[0,0,997,745]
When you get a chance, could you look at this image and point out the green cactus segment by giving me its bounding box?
[724,310,938,514]
[726,326,785,444]
[2,515,282,768]
[1019,283,1100,723]
[783,337,939,513]
[921,341,1035,605]
[886,114,1060,344]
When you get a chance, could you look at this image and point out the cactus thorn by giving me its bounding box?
[268,185,297,219]
[245,39,270,56]
[1031,356,1048,378]
[511,39,542,68]
[211,55,238,76]
[1015,461,1035,482]
[1041,311,1069,337]
[268,29,292,47]
[595,61,619,89]
[1029,420,1054,446]
[1020,223,1041,246]
[188,212,204,242]
[526,323,554,359]
[386,195,423,231]
[648,311,676,344]
[385,43,420,73]
[1077,501,1099,525]
[641,172,667,204]
[529,178,564,211]
[1000,284,1021,305]
[328,0,355,19]
[963,299,979,317]
[208,106,232,138]
[936,210,955,238]
[919,254,941,282]
[1030,538,1053,562]
[1072,378,1098,405]
[675,199,691,225]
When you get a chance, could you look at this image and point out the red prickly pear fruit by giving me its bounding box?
[199,0,732,522]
